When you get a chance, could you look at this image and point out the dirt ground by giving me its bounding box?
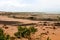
[0,16,60,40]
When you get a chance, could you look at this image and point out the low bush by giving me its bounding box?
[14,26,37,40]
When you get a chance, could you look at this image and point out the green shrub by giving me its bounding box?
[0,28,5,40]
[14,26,37,40]
[0,28,10,40]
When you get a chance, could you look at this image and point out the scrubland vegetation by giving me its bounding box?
[0,26,37,40]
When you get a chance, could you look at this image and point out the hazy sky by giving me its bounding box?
[0,0,60,12]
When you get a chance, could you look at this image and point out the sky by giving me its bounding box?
[0,0,60,12]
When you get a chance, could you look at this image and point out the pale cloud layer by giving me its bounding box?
[0,0,60,12]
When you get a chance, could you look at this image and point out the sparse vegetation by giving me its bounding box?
[14,26,37,40]
[0,28,10,40]
[54,23,60,26]
[0,28,5,40]
[27,17,36,20]
[0,12,60,40]
[5,35,10,40]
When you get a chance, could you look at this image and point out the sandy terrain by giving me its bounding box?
[0,15,60,40]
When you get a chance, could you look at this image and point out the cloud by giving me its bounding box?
[40,0,60,12]
[0,0,60,12]
[0,0,31,7]
[0,0,41,12]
